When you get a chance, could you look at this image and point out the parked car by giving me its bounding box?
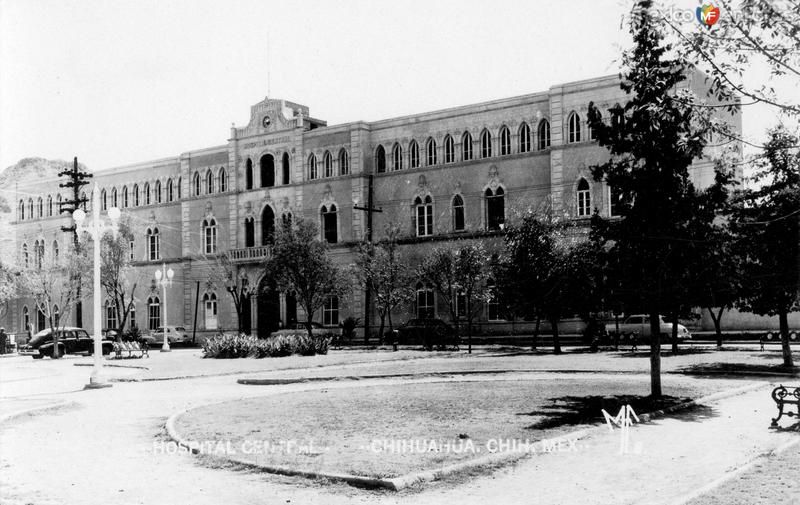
[19,327,114,359]
[141,326,194,346]
[605,314,692,342]
[392,319,458,350]
[271,322,338,338]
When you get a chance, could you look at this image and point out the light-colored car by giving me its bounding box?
[141,326,194,346]
[606,314,691,342]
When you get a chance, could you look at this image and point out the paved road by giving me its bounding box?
[0,352,797,505]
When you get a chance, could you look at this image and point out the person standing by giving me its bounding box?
[0,327,7,354]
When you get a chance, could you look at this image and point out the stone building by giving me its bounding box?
[3,71,742,340]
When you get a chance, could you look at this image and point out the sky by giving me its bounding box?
[0,0,791,172]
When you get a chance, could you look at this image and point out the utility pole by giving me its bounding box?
[353,174,382,344]
[58,157,92,328]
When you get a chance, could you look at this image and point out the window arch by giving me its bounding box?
[409,140,420,169]
[261,206,275,245]
[218,167,227,192]
[144,182,151,205]
[282,152,291,184]
[416,282,435,319]
[321,204,338,244]
[426,137,437,166]
[245,158,254,189]
[485,187,505,231]
[567,112,581,143]
[244,217,255,247]
[444,135,455,164]
[205,170,214,194]
[480,129,492,158]
[193,172,201,196]
[308,154,318,180]
[122,186,129,208]
[462,132,473,161]
[147,296,161,330]
[538,119,551,150]
[452,194,465,232]
[34,240,43,269]
[18,200,24,220]
[203,292,218,329]
[133,185,140,206]
[519,122,531,153]
[111,188,118,208]
[37,197,43,218]
[375,145,386,173]
[28,198,33,218]
[100,190,107,211]
[165,179,173,202]
[392,143,403,171]
[281,211,292,229]
[203,218,217,254]
[414,195,433,237]
[577,178,591,217]
[260,154,275,187]
[323,151,334,178]
[499,126,511,156]
[155,180,162,203]
[338,149,349,176]
[146,227,160,261]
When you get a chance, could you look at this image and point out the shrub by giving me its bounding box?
[202,332,331,359]
[339,316,360,344]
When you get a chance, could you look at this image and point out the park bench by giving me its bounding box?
[770,384,800,427]
[112,341,149,359]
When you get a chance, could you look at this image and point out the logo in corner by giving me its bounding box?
[696,3,721,27]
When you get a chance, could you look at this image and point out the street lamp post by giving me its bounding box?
[154,264,174,352]
[73,182,120,389]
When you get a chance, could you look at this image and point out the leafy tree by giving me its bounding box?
[353,225,413,343]
[733,125,799,367]
[205,250,259,335]
[100,217,141,333]
[587,0,711,396]
[264,217,347,339]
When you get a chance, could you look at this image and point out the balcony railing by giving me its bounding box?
[230,245,271,262]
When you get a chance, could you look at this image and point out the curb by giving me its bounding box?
[165,378,768,491]
[74,363,150,370]
[670,369,799,378]
[0,400,75,423]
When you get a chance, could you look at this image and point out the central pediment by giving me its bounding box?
[233,97,309,138]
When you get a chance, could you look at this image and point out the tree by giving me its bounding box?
[264,217,346,339]
[587,0,711,396]
[205,250,259,335]
[733,125,799,368]
[100,217,140,333]
[353,225,413,343]
[0,262,16,322]
[417,242,491,353]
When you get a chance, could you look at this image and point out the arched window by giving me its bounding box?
[22,306,30,334]
[144,182,151,205]
[282,153,291,184]
[323,295,339,326]
[34,240,43,269]
[203,218,217,254]
[128,302,137,329]
[155,180,162,203]
[105,300,118,330]
[52,304,60,327]
[111,188,118,208]
[203,292,218,330]
[22,243,28,268]
[133,185,140,206]
[281,212,292,229]
[147,296,161,330]
[19,200,24,220]
[205,170,214,194]
[261,206,275,245]
[487,279,501,320]
[52,240,59,264]
[538,119,551,150]
[589,112,600,141]
[416,282,435,319]
[100,190,107,211]
[426,138,437,166]
[499,126,511,156]
[414,195,433,237]
[219,167,227,192]
[28,198,33,218]
[375,145,386,173]
[567,112,581,143]
[480,129,492,158]
[244,217,255,247]
[122,186,129,208]
[485,187,505,231]
[36,307,45,332]
[177,177,182,199]
[611,103,624,130]
[519,122,531,153]
[37,197,43,218]
[577,178,591,217]
[260,154,275,187]
[338,149,349,176]
[452,194,465,232]
[462,132,473,161]
[409,140,420,169]
[193,172,201,196]
[392,143,403,171]
[323,151,333,178]
[245,158,254,189]
[147,227,160,260]
[308,154,318,180]
[444,135,455,164]
[321,204,338,244]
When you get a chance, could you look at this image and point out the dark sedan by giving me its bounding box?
[392,319,459,350]
[19,327,113,359]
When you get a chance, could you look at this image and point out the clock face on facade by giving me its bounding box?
[262,115,271,128]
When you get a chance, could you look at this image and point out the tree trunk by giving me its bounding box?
[670,311,679,354]
[708,307,724,348]
[550,317,561,355]
[532,316,541,351]
[779,307,794,368]
[377,313,386,346]
[304,316,314,339]
[649,308,662,397]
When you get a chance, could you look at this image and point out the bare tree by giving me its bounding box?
[205,250,259,334]
[100,217,141,333]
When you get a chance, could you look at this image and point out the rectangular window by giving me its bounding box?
[323,295,339,326]
[609,186,621,217]
[148,234,159,261]
[148,302,161,330]
[204,299,218,330]
[488,288,501,321]
[106,303,118,330]
[417,289,435,319]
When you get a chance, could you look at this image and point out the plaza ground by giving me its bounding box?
[1,345,798,505]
